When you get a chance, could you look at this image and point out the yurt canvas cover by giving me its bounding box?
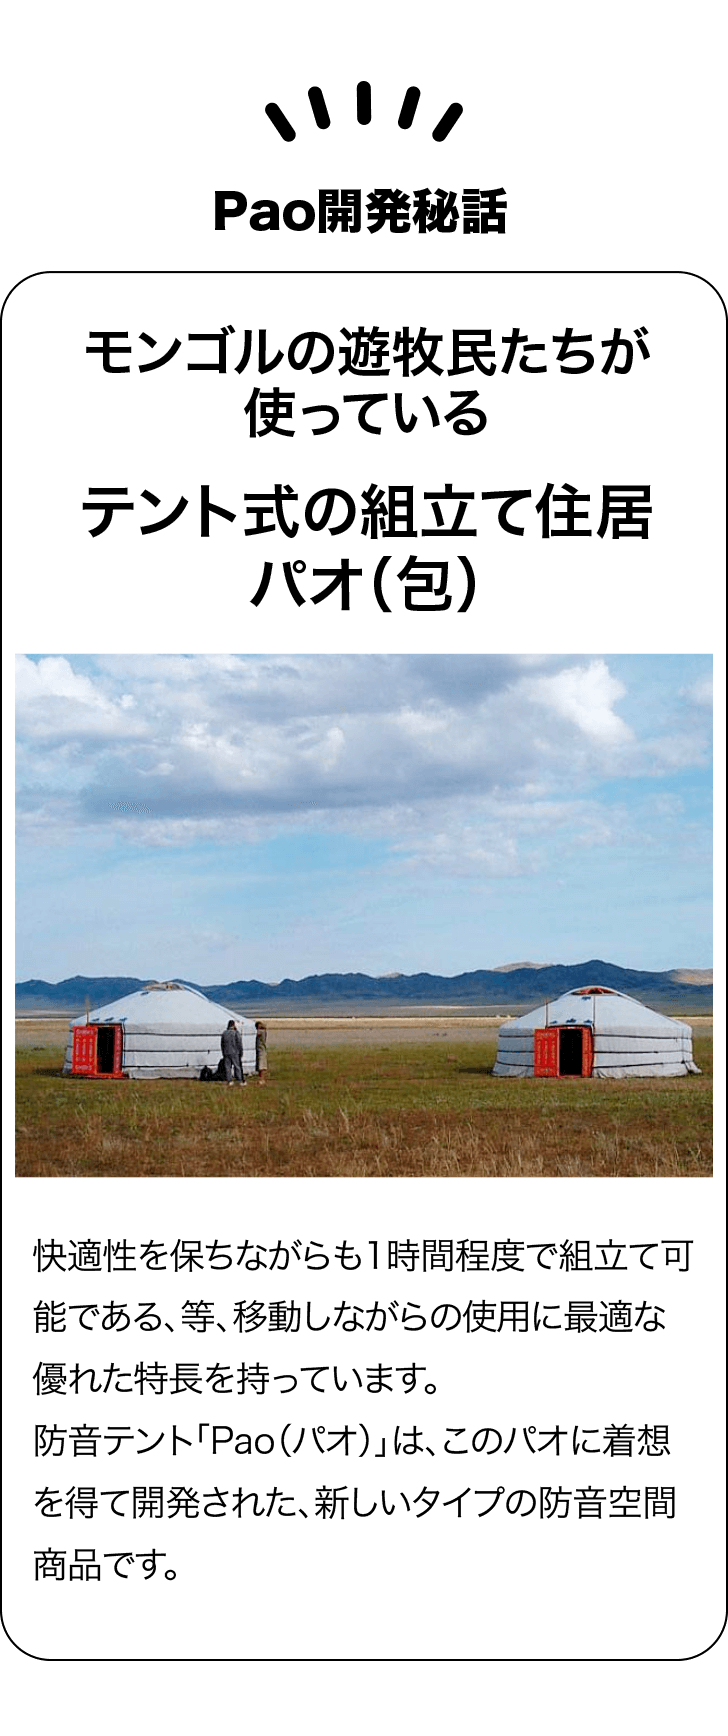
[493,985,699,1079]
[63,982,257,1079]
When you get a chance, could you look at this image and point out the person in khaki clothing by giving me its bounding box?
[255,1021,269,1086]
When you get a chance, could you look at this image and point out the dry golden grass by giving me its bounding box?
[15,1033,712,1178]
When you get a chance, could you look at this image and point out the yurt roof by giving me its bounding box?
[71,981,254,1031]
[503,985,691,1037]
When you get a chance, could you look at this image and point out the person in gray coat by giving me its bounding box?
[221,1020,245,1086]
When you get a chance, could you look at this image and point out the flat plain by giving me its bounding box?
[15,1017,712,1178]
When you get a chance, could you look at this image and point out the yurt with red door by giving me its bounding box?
[493,985,699,1079]
[63,981,257,1080]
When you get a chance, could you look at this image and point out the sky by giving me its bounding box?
[15,652,712,983]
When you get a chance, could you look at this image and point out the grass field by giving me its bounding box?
[15,1023,712,1178]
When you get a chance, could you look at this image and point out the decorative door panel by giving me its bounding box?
[72,1026,97,1074]
[534,1027,558,1077]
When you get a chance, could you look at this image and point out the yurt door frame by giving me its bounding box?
[534,1026,594,1078]
[71,1023,124,1077]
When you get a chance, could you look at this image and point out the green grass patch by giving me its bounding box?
[16,1036,712,1178]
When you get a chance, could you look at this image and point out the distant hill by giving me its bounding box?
[491,961,553,972]
[15,961,713,1015]
[17,976,145,1010]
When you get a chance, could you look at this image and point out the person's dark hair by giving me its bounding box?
[227,1019,236,1028]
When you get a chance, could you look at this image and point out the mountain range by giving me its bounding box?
[16,960,713,1014]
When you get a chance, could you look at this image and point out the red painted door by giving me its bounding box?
[72,1025,97,1075]
[534,1027,558,1077]
[581,1027,594,1077]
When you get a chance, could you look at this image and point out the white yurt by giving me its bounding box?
[63,981,257,1079]
[493,985,699,1079]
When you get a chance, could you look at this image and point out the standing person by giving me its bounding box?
[221,1019,245,1086]
[255,1020,269,1086]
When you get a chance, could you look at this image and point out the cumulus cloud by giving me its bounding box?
[522,659,632,745]
[15,655,710,876]
[15,655,714,981]
[15,655,139,742]
[383,654,548,710]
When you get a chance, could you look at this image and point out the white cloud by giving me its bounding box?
[15,655,710,866]
[15,655,713,982]
[522,659,632,745]
[16,655,112,710]
[391,825,530,880]
[15,655,141,741]
[683,673,713,708]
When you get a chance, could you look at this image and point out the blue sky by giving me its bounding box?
[15,653,712,982]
